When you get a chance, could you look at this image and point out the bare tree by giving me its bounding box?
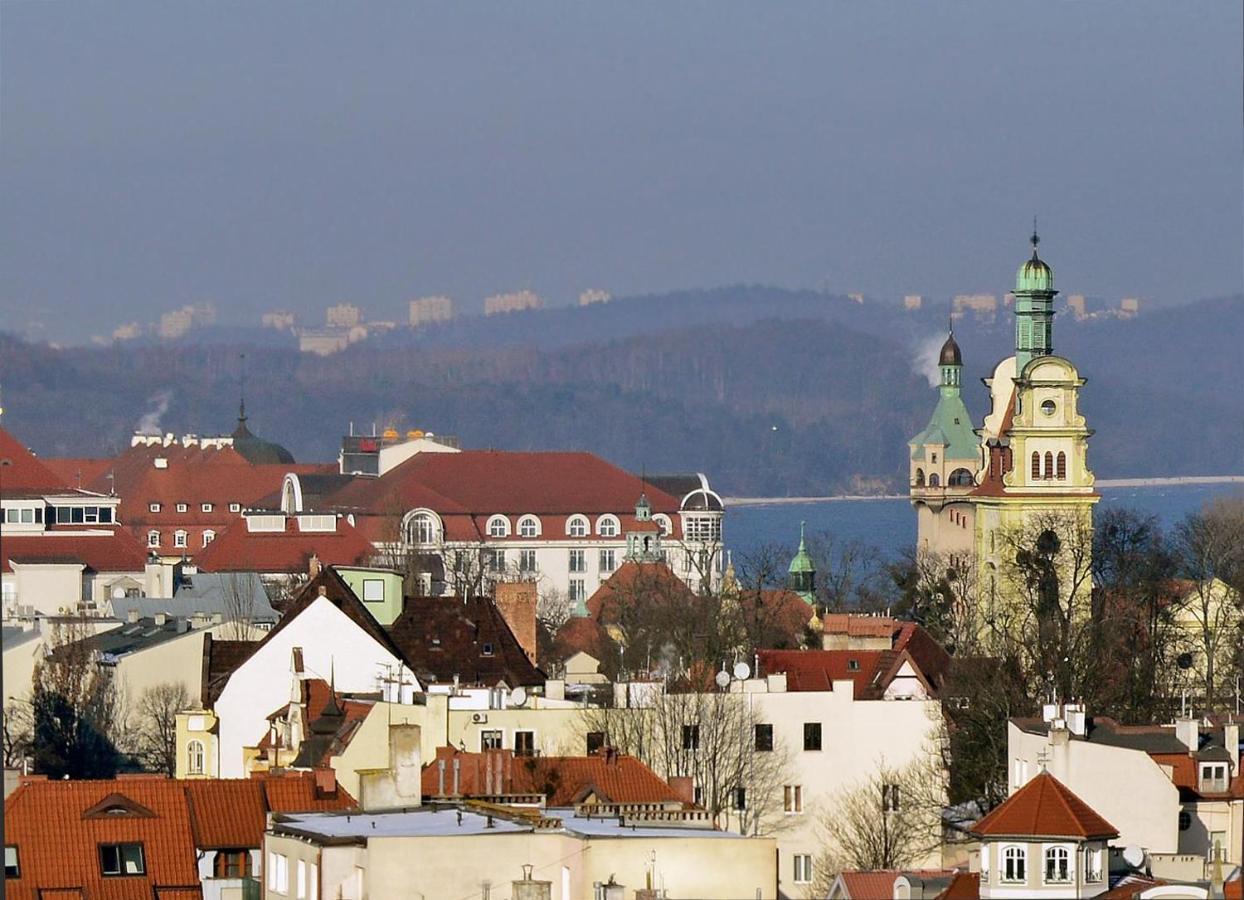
[133,682,192,775]
[813,754,944,892]
[578,685,794,836]
[2,701,33,769]
[891,548,980,655]
[1173,498,1244,711]
[221,572,258,641]
[536,585,576,635]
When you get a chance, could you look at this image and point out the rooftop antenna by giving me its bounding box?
[1031,216,1041,256]
[238,353,248,424]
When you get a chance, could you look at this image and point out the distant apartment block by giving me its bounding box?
[1119,297,1140,318]
[299,326,367,356]
[409,295,455,327]
[326,303,362,328]
[847,292,865,304]
[578,288,612,307]
[903,294,923,310]
[951,293,998,322]
[112,322,143,341]
[1066,294,1087,319]
[484,290,542,316]
[262,311,296,330]
[158,303,216,340]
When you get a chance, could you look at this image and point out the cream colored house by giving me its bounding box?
[263,804,777,900]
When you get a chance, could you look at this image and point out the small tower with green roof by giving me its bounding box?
[1013,226,1058,372]
[787,521,816,606]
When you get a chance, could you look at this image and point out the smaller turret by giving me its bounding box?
[787,522,816,607]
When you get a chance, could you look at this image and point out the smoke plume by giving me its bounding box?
[136,390,173,435]
[911,335,945,388]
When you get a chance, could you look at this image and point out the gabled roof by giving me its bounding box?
[971,771,1118,840]
[422,747,686,807]
[758,648,925,699]
[586,560,695,621]
[184,771,354,849]
[193,514,375,574]
[201,634,262,706]
[0,426,72,496]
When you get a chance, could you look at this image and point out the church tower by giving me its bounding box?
[972,230,1098,613]
[909,325,979,561]
[787,521,816,607]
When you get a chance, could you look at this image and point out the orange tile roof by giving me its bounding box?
[4,772,355,897]
[972,771,1118,839]
[757,648,898,697]
[423,747,686,807]
[0,426,73,495]
[936,871,980,900]
[2,529,149,574]
[194,514,375,574]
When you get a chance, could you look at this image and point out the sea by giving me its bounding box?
[725,481,1244,561]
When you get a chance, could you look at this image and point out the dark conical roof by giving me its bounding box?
[230,403,295,465]
[938,332,962,367]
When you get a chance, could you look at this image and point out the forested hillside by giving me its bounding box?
[1,292,1240,495]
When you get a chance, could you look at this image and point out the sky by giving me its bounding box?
[1,1,1241,343]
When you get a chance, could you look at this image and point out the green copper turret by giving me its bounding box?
[787,521,816,606]
[1013,228,1057,372]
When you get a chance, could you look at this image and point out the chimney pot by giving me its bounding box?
[127,609,140,624]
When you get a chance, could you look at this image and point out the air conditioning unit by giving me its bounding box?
[472,713,488,724]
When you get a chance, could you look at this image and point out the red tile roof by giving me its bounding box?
[972,771,1118,839]
[423,747,686,807]
[2,530,149,574]
[4,771,356,898]
[194,514,375,574]
[935,872,980,900]
[836,870,960,899]
[757,648,897,697]
[0,427,72,496]
[821,614,897,638]
[586,561,695,621]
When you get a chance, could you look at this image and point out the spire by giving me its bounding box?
[787,521,816,606]
[1031,216,1040,257]
[1014,224,1058,370]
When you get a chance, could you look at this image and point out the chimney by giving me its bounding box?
[668,775,694,805]
[493,581,538,663]
[154,612,167,627]
[308,554,322,579]
[1226,722,1240,774]
[127,609,140,624]
[313,767,337,797]
[437,758,446,796]
[452,757,460,796]
[1176,716,1200,752]
[1065,703,1087,737]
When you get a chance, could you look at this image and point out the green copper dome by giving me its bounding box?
[788,522,815,575]
[1015,230,1054,293]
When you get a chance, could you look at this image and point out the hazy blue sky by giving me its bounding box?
[2,2,1240,341]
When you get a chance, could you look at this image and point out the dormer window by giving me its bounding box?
[847,659,860,671]
[487,516,510,538]
[176,503,188,513]
[596,515,619,538]
[229,503,241,513]
[147,530,160,548]
[201,502,214,513]
[567,515,588,538]
[149,502,162,513]
[518,516,540,539]
[1200,763,1229,793]
[174,530,188,548]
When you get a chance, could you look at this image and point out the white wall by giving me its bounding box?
[214,597,406,777]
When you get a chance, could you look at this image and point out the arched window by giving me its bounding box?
[1031,452,1041,480]
[928,473,940,488]
[202,530,216,547]
[1044,846,1071,883]
[652,514,673,536]
[914,468,925,487]
[566,516,588,538]
[487,516,510,538]
[596,515,620,538]
[406,512,439,545]
[1056,451,1067,480]
[948,468,973,487]
[518,516,540,539]
[1002,846,1026,883]
[1044,451,1054,480]
[187,739,205,775]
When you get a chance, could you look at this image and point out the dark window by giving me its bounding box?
[754,723,774,752]
[213,849,252,878]
[99,842,145,876]
[4,845,18,878]
[928,473,940,487]
[1032,451,1041,480]
[1179,810,1192,831]
[1044,451,1054,480]
[682,724,700,751]
[949,468,974,487]
[481,730,503,750]
[847,659,860,671]
[733,787,746,810]
[481,643,494,656]
[803,722,822,752]
[514,730,535,757]
[586,731,606,755]
[1056,451,1067,480]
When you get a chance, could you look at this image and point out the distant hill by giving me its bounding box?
[1,291,1240,495]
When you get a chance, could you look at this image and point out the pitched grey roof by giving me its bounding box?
[105,572,279,623]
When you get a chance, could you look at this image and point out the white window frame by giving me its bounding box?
[176,502,188,513]
[569,579,586,604]
[186,739,205,775]
[599,548,616,573]
[1043,844,1072,884]
[518,515,541,538]
[652,513,673,535]
[568,549,586,573]
[201,502,214,513]
[147,530,161,548]
[406,510,440,545]
[519,549,537,573]
[173,530,188,548]
[596,515,620,538]
[1084,846,1102,883]
[566,515,589,538]
[149,502,162,513]
[296,858,307,900]
[229,502,241,513]
[1001,845,1026,884]
[202,530,216,547]
[792,854,812,884]
[783,784,803,814]
[486,515,510,538]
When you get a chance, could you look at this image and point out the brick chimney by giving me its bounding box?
[308,554,322,579]
[493,581,538,662]
[668,775,694,805]
[313,766,337,797]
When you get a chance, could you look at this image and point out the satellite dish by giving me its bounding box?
[1122,845,1145,869]
[733,661,751,681]
[510,686,527,708]
[714,670,731,689]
